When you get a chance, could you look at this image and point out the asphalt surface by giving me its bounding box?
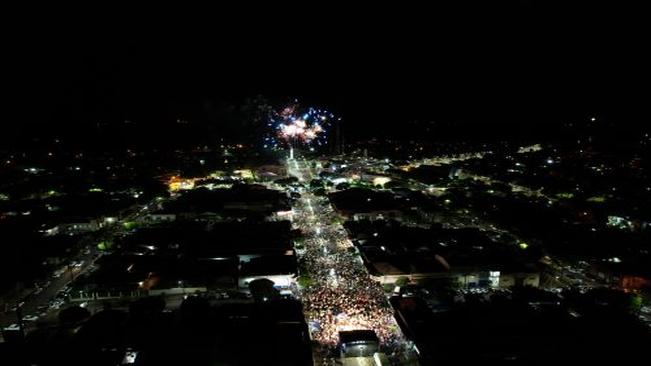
[1,201,161,333]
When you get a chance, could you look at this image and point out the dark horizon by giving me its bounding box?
[5,3,649,145]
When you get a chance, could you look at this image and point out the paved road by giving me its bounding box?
[286,157,417,365]
[1,235,102,328]
[1,199,166,333]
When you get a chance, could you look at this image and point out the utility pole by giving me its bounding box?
[15,302,25,343]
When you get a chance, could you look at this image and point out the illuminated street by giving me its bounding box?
[287,156,416,364]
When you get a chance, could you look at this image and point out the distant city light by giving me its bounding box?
[372,177,391,187]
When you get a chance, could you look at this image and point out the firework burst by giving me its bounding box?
[264,101,338,150]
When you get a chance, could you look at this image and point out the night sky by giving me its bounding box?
[5,3,649,143]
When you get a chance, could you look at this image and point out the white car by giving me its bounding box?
[23,315,39,322]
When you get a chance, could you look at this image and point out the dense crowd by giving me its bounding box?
[293,194,405,355]
[279,160,412,362]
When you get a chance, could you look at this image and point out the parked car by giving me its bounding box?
[23,315,39,322]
